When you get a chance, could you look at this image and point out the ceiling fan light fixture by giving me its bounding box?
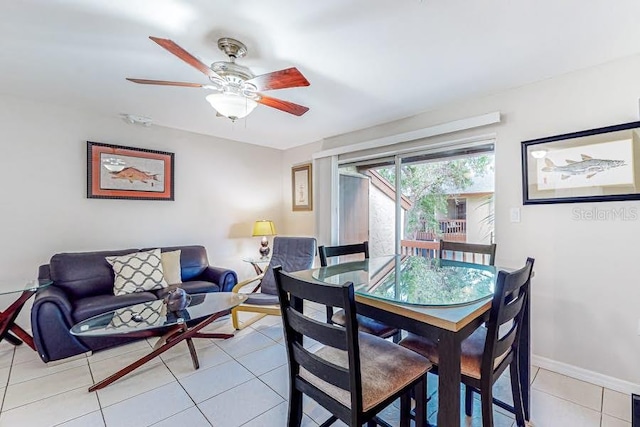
[205,93,257,120]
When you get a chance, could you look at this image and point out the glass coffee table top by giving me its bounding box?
[242,257,271,264]
[0,279,52,296]
[71,292,247,337]
[312,255,496,307]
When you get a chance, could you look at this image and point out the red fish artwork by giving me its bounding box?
[109,167,159,186]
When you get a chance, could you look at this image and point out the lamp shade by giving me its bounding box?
[252,220,276,237]
[206,93,258,120]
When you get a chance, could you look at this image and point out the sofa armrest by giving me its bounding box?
[198,266,238,293]
[32,286,74,325]
[31,286,90,362]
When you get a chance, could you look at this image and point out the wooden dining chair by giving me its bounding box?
[231,236,316,330]
[439,239,497,265]
[274,266,430,427]
[399,258,535,427]
[318,242,399,341]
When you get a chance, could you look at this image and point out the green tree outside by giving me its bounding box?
[377,155,492,239]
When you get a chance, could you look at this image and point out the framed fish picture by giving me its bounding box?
[87,141,174,201]
[522,121,640,204]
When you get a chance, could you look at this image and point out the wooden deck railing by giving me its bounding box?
[400,239,440,258]
[414,219,467,243]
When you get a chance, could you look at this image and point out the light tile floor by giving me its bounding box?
[0,307,632,426]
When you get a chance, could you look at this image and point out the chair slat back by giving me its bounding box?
[483,258,534,376]
[274,266,364,412]
[318,242,370,324]
[319,242,369,267]
[291,342,351,390]
[439,240,496,266]
[287,308,348,350]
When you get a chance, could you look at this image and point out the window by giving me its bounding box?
[337,143,494,256]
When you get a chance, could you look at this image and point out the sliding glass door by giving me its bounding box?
[337,143,494,256]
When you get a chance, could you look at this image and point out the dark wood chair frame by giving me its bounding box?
[318,242,400,342]
[420,258,534,427]
[318,242,370,324]
[274,266,426,427]
[439,239,497,266]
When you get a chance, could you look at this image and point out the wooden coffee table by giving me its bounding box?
[71,292,247,391]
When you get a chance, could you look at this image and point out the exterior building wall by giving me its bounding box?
[466,195,494,244]
[369,184,397,257]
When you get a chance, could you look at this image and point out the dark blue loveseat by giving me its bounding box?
[31,245,237,362]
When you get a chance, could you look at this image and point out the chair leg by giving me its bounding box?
[510,361,526,427]
[232,310,268,330]
[480,382,494,427]
[414,377,427,427]
[231,308,240,330]
[400,390,411,427]
[465,384,474,416]
[287,388,303,427]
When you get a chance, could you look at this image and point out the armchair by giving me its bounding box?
[232,236,316,330]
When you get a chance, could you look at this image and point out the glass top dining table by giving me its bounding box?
[312,255,497,307]
[298,254,530,427]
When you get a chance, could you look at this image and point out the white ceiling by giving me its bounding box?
[3,0,640,150]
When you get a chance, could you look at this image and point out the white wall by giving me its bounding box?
[315,53,640,388]
[281,141,322,238]
[0,95,284,291]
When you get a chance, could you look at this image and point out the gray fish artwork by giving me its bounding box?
[541,154,626,180]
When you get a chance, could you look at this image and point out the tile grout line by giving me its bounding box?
[154,344,214,427]
[600,385,605,427]
[0,346,16,416]
[531,385,605,414]
[1,354,95,414]
[1,382,95,414]
[4,355,89,387]
[85,353,109,426]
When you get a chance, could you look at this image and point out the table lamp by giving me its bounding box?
[252,220,276,258]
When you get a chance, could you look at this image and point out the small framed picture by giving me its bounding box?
[522,121,640,204]
[292,163,312,211]
[87,141,174,201]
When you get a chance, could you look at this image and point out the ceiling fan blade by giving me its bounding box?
[257,95,309,116]
[149,36,222,80]
[246,67,310,91]
[126,78,204,88]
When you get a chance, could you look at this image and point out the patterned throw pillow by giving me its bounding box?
[106,249,168,296]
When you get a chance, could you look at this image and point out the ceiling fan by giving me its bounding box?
[127,36,310,121]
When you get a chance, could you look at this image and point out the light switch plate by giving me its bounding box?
[510,208,521,223]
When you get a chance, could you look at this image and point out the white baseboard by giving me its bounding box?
[532,354,640,395]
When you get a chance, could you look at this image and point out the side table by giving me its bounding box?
[242,257,271,275]
[0,280,52,351]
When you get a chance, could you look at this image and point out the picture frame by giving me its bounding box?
[291,163,313,211]
[87,141,174,201]
[522,121,640,205]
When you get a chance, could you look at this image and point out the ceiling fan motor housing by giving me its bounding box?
[211,62,257,97]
